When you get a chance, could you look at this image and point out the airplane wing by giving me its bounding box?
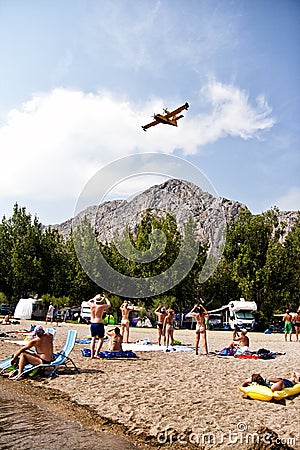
[164,102,189,119]
[141,119,159,131]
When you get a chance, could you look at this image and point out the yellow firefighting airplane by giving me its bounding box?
[142,102,189,131]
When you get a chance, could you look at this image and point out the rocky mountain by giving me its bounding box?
[53,179,298,245]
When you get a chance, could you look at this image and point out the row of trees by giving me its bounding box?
[0,204,299,318]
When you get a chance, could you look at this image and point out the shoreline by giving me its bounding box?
[0,376,148,450]
[1,321,299,449]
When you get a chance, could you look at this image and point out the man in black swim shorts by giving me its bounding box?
[10,325,53,379]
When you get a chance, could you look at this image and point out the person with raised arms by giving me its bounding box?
[88,294,111,358]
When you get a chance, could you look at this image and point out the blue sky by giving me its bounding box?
[0,0,299,224]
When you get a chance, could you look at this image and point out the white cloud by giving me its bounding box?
[0,82,275,222]
[275,187,300,211]
[201,81,276,140]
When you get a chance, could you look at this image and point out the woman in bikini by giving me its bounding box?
[120,300,135,343]
[106,327,123,352]
[189,303,209,355]
[164,309,175,349]
[154,305,167,345]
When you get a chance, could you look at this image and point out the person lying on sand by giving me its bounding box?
[107,327,123,352]
[242,372,300,392]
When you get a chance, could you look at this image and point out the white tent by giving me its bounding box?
[14,298,42,319]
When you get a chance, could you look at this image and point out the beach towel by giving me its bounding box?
[235,354,260,359]
[81,348,138,359]
[76,339,194,353]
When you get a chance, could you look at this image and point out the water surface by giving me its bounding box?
[0,385,138,450]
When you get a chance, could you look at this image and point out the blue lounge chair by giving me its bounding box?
[0,355,14,373]
[13,329,79,379]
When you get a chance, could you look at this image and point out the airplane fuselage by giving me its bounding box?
[154,114,179,126]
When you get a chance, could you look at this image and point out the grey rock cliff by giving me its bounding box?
[53,179,298,245]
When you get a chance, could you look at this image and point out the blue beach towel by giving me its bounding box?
[81,348,137,359]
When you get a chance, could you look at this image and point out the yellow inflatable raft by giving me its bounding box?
[238,383,300,402]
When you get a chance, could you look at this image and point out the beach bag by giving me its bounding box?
[218,347,229,356]
[219,347,236,356]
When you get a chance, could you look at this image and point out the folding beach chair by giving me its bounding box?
[0,355,14,373]
[12,329,79,380]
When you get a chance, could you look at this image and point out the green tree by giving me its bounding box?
[223,208,294,316]
[8,205,45,300]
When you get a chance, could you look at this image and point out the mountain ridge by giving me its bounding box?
[53,179,298,244]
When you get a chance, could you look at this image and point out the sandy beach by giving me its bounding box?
[1,321,299,449]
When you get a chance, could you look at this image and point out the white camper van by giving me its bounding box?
[80,301,91,323]
[209,298,257,331]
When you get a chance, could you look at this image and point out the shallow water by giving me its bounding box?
[0,386,137,450]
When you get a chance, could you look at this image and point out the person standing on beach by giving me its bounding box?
[53,307,59,326]
[154,305,167,345]
[46,302,54,324]
[64,307,70,323]
[189,303,209,356]
[120,300,135,343]
[283,309,293,341]
[163,309,175,349]
[88,294,111,358]
[294,309,300,342]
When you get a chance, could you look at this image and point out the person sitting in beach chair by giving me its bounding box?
[242,372,300,392]
[10,325,53,379]
[106,327,123,352]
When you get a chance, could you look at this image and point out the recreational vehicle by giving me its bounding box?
[208,298,257,331]
[80,301,92,323]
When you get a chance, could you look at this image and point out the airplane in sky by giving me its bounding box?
[142,102,189,131]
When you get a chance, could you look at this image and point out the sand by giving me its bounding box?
[1,321,299,449]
